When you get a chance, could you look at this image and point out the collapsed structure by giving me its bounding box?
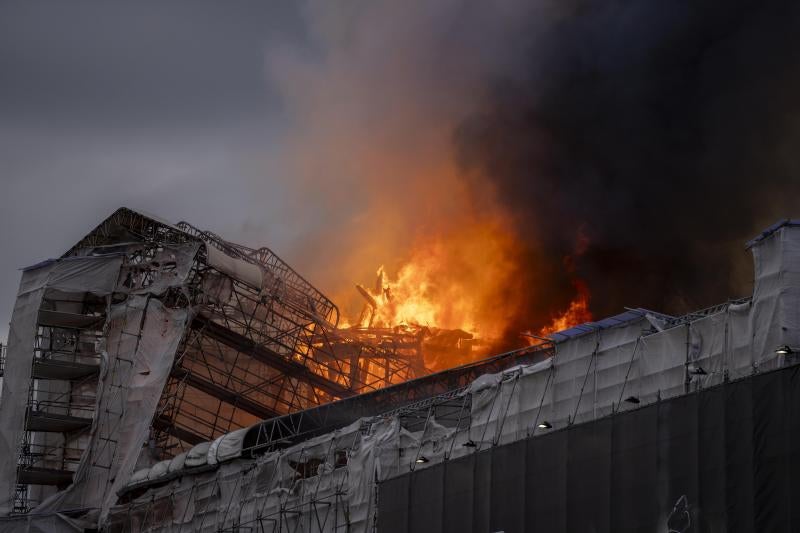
[0,209,430,525]
[1,212,799,532]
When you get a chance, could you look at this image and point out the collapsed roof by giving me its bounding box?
[101,218,800,532]
[0,208,429,520]
[1,209,799,532]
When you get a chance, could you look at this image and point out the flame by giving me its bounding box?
[342,224,596,369]
[371,221,517,336]
[266,4,597,375]
[345,216,524,368]
[538,280,593,336]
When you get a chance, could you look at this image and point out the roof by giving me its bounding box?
[746,219,800,249]
[20,258,57,272]
[547,308,666,343]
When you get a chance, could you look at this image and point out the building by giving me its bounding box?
[0,208,426,528]
[1,212,799,531]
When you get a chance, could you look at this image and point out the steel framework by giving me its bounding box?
[7,291,106,511]
[111,339,555,533]
[4,208,429,511]
[241,341,554,454]
[81,210,427,452]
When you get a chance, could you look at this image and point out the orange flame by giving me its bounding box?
[343,224,596,368]
[361,219,521,337]
[344,216,525,367]
[538,280,593,336]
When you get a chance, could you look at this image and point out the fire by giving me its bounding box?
[340,223,595,369]
[267,4,596,375]
[538,280,593,336]
[358,262,472,332]
[353,219,520,338]
[341,217,524,369]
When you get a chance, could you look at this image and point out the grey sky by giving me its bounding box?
[0,2,313,341]
[0,0,548,342]
[5,0,787,344]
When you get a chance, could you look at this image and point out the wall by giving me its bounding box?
[379,362,800,533]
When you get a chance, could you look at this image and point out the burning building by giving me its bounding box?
[0,208,432,522]
[1,211,799,532]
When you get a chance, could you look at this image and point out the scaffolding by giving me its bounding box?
[108,340,555,533]
[151,218,427,452]
[0,208,429,518]
[102,219,800,533]
[8,283,106,512]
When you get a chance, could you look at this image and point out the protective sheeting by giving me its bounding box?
[0,265,54,515]
[41,255,124,295]
[126,469,150,487]
[184,442,212,469]
[108,420,370,532]
[116,242,200,296]
[148,460,172,482]
[0,513,84,532]
[463,318,649,449]
[205,244,263,290]
[0,245,196,528]
[0,255,123,515]
[749,224,800,370]
[167,453,187,475]
[104,222,800,532]
[207,428,249,465]
[379,361,800,533]
[465,359,554,448]
[36,297,190,523]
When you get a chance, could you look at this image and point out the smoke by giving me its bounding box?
[265,0,539,342]
[268,0,800,347]
[456,0,800,337]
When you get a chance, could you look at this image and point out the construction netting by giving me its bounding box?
[92,223,800,532]
[2,217,799,532]
[0,243,199,530]
[379,360,800,532]
[0,255,125,515]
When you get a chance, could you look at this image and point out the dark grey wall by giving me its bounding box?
[379,364,800,532]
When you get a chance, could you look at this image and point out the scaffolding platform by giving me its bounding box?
[36,310,105,330]
[31,360,99,381]
[0,208,432,518]
[25,411,93,433]
[17,467,73,487]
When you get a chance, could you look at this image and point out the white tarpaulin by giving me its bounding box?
[0,255,123,515]
[0,265,54,515]
[208,428,249,465]
[0,245,198,530]
[36,296,190,523]
[205,244,263,290]
[103,224,800,533]
[12,222,800,532]
[185,442,212,469]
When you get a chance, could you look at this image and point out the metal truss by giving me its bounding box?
[111,340,555,532]
[11,290,105,512]
[13,207,535,513]
[59,208,429,457]
[243,341,554,454]
[659,296,752,330]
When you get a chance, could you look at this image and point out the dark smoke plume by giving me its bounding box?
[269,0,800,351]
[456,0,800,336]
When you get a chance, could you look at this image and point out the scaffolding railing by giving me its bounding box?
[60,210,429,455]
[242,341,554,454]
[8,207,434,516]
[176,221,339,326]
